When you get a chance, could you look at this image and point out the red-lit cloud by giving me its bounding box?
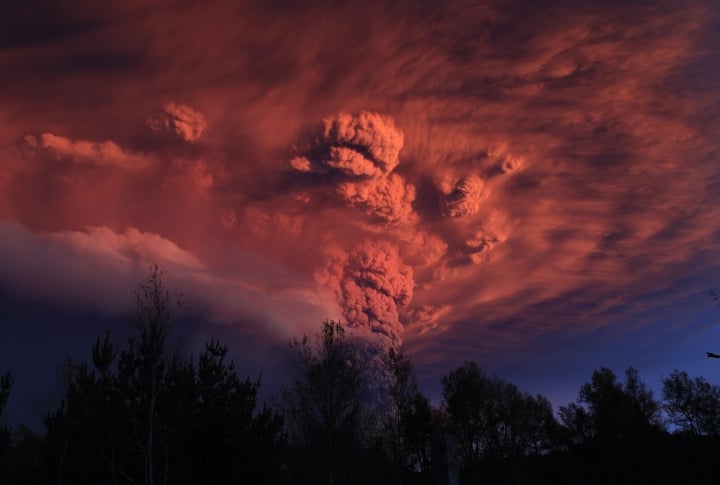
[292,111,403,178]
[26,133,150,170]
[315,240,413,343]
[337,173,416,225]
[148,103,207,142]
[0,0,718,384]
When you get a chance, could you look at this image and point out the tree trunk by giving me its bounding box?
[146,378,156,485]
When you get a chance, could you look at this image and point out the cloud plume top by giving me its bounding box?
[291,111,404,178]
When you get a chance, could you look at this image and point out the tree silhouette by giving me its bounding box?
[576,367,660,444]
[280,320,364,485]
[189,339,285,484]
[662,369,720,436]
[0,370,12,456]
[441,360,559,482]
[558,402,593,446]
[441,361,492,471]
[43,267,183,484]
[380,346,434,481]
[44,266,284,485]
[121,266,174,485]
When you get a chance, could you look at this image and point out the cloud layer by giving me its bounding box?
[0,0,719,390]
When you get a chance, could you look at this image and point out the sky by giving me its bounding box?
[1,0,719,428]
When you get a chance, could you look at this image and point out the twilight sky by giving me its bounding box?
[2,0,720,426]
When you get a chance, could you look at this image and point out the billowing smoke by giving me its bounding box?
[287,112,420,342]
[323,111,404,175]
[337,173,416,224]
[314,240,414,344]
[286,111,517,343]
[400,230,448,269]
[285,111,522,343]
[292,111,404,177]
[291,111,417,224]
[148,102,207,142]
[440,174,485,218]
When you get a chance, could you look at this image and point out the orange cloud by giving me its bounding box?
[315,240,413,344]
[440,174,486,218]
[291,111,404,178]
[148,102,208,142]
[27,133,150,170]
[0,0,718,383]
[337,173,416,224]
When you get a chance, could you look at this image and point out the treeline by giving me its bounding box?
[2,269,720,484]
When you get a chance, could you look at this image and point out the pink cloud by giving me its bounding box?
[27,133,150,170]
[290,111,404,178]
[0,0,717,379]
[315,240,413,344]
[337,173,416,224]
[0,220,338,339]
[148,102,208,142]
[440,174,486,218]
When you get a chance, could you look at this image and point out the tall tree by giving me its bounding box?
[441,361,492,471]
[567,366,661,446]
[381,347,434,480]
[662,369,720,436]
[45,266,284,485]
[441,361,559,474]
[281,320,364,485]
[44,267,180,485]
[558,402,593,446]
[623,367,661,436]
[190,339,284,484]
[516,393,560,455]
[121,266,173,485]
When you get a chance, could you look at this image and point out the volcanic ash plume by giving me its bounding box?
[337,173,416,224]
[291,111,417,224]
[291,111,404,178]
[314,240,414,344]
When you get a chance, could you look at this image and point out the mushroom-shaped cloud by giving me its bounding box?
[291,111,404,178]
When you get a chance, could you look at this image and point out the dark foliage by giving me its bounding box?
[0,371,12,457]
[441,361,561,483]
[378,346,439,484]
[34,267,284,485]
[5,270,720,484]
[280,320,366,485]
[662,369,720,436]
